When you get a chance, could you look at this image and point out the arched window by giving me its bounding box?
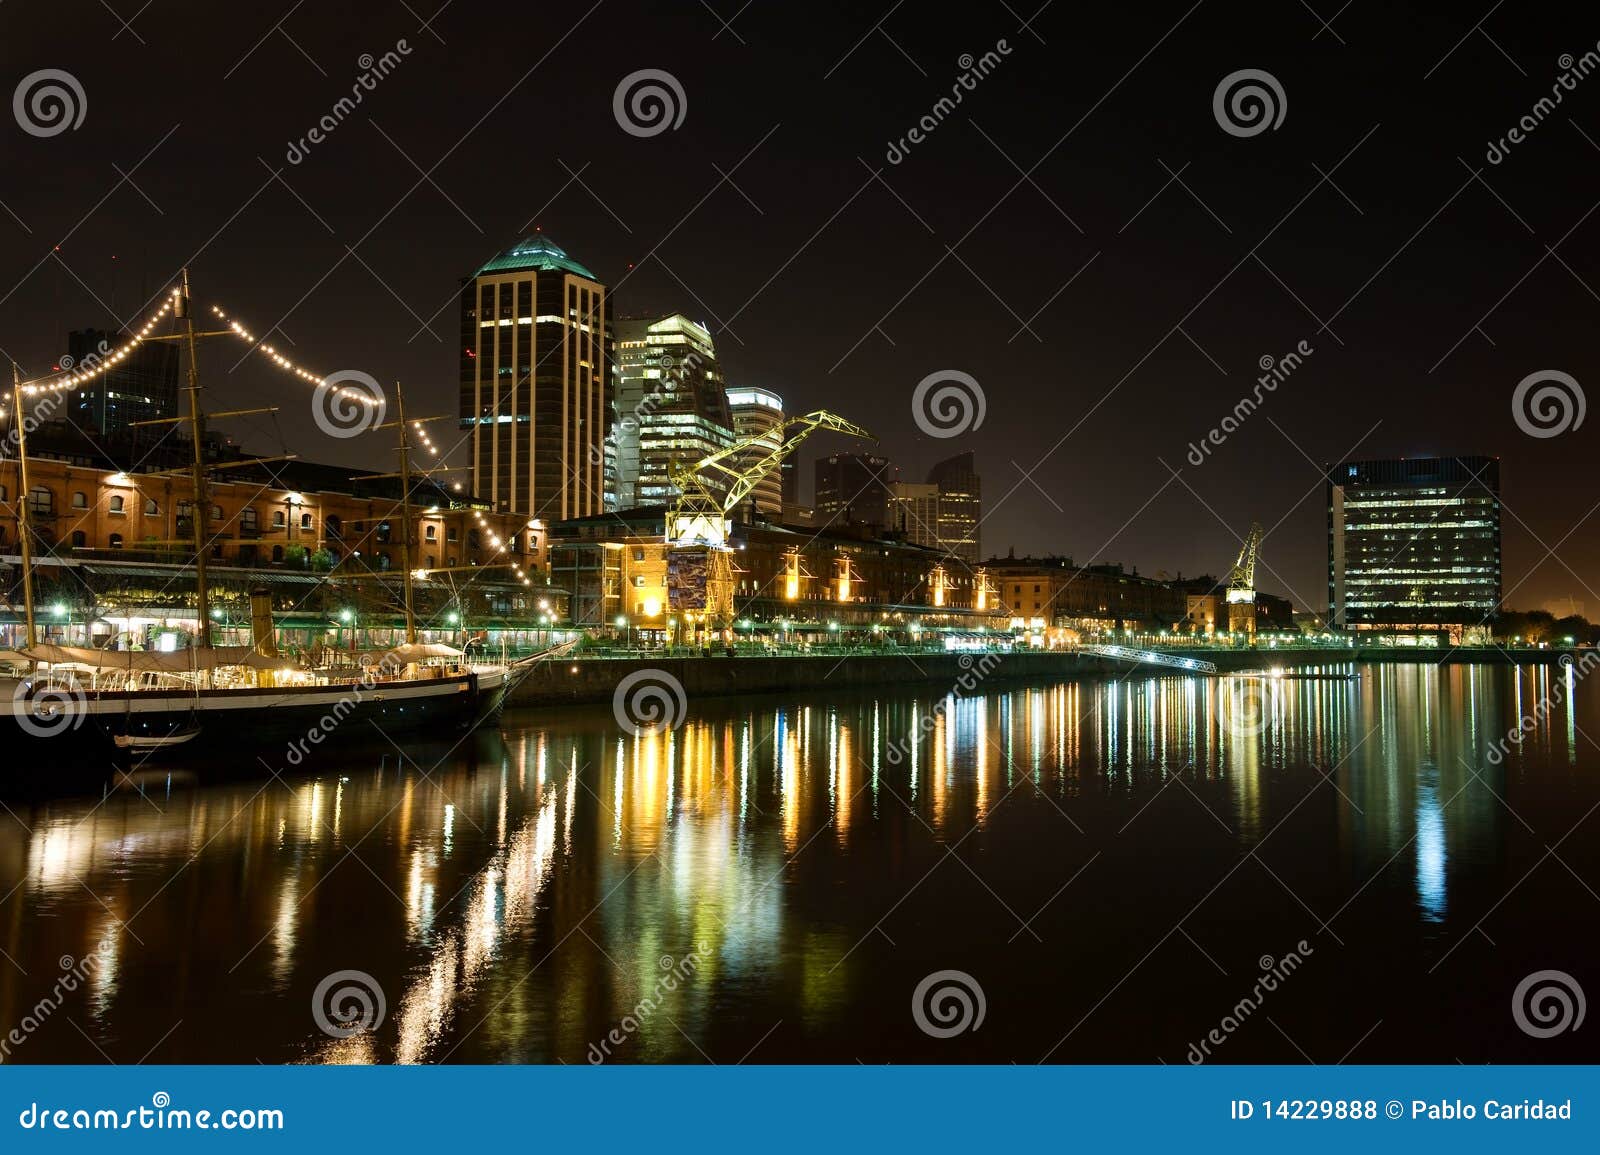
[71,491,88,509]
[144,498,159,516]
[300,512,313,531]
[425,554,435,568]
[109,533,123,549]
[70,530,86,548]
[210,504,223,521]
[108,495,125,514]
[273,510,286,528]
[27,487,53,516]
[272,545,284,562]
[240,507,258,532]
[425,524,437,541]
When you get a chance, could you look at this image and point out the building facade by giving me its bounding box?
[725,387,785,517]
[66,327,181,436]
[982,555,1187,632]
[814,452,894,530]
[928,451,981,565]
[459,233,611,520]
[1326,455,1501,639]
[888,481,940,546]
[0,437,557,650]
[611,314,734,508]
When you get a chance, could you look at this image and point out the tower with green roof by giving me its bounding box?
[459,232,611,520]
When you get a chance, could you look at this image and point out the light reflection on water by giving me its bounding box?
[2,662,1597,1064]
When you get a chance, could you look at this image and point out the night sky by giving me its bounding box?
[3,1,1597,616]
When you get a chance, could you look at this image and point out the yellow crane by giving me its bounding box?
[1225,521,1264,636]
[667,409,874,635]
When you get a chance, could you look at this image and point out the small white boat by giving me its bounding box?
[113,728,202,751]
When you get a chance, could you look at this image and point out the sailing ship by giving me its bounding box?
[1,270,562,778]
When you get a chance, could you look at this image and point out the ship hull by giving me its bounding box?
[1,668,512,791]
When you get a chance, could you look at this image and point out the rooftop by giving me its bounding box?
[474,233,598,280]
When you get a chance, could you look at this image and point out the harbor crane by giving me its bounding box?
[667,409,874,636]
[1225,521,1265,636]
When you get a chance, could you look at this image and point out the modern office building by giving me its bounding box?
[459,232,611,520]
[725,387,785,517]
[66,327,180,436]
[928,451,981,565]
[1326,455,1501,640]
[611,314,734,508]
[814,453,894,529]
[889,481,940,546]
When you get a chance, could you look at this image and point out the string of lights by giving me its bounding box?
[210,303,380,409]
[18,288,180,396]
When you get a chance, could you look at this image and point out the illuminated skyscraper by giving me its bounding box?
[459,233,611,518]
[612,314,734,508]
[1327,455,1501,639]
[928,451,981,565]
[726,387,785,517]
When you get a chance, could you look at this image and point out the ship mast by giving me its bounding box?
[395,382,417,644]
[179,268,213,649]
[9,363,37,648]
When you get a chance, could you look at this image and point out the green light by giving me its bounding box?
[51,603,67,618]
[339,609,353,623]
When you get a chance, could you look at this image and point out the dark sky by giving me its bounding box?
[3,1,1597,616]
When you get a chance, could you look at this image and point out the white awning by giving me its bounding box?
[17,644,286,672]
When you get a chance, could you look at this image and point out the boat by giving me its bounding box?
[2,269,562,783]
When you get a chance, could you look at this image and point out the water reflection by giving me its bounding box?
[0,663,1594,1063]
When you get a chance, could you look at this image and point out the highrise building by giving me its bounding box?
[888,481,940,546]
[459,233,611,519]
[928,451,981,565]
[725,387,785,517]
[67,327,180,437]
[611,314,734,508]
[814,453,894,529]
[1326,455,1501,639]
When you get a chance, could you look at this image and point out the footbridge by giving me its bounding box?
[1076,644,1218,675]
